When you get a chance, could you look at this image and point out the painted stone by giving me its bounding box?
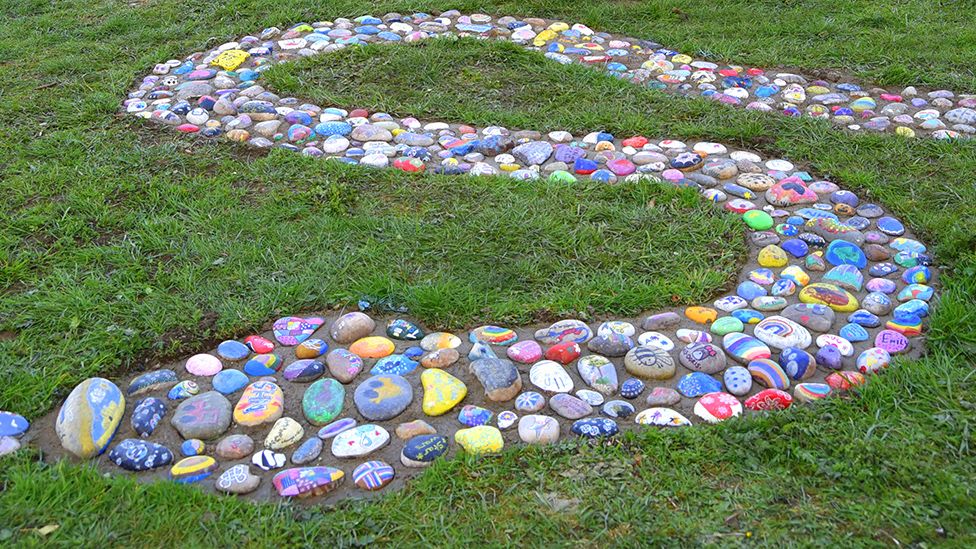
[455,364,508,409]
[420,332,462,351]
[569,356,613,396]
[130,397,165,438]
[780,347,817,380]
[545,341,582,364]
[353,375,413,421]
[185,353,222,376]
[215,434,254,459]
[529,360,574,393]
[395,420,436,439]
[723,366,753,396]
[421,368,467,416]
[216,341,248,363]
[497,410,518,430]
[782,303,835,332]
[676,372,722,397]
[212,369,249,395]
[353,460,395,491]
[857,347,892,374]
[824,240,867,268]
[824,264,864,291]
[317,417,357,440]
[109,439,173,471]
[576,389,605,406]
[272,466,344,498]
[549,393,593,419]
[469,325,518,346]
[234,381,284,427]
[458,404,494,426]
[816,334,854,356]
[753,316,812,350]
[296,338,329,359]
[693,392,743,423]
[637,331,675,350]
[370,354,419,376]
[401,434,449,467]
[799,283,859,312]
[722,332,772,364]
[534,319,593,345]
[273,316,324,345]
[711,316,744,335]
[181,439,205,456]
[518,414,560,444]
[325,348,364,383]
[676,329,712,344]
[330,312,375,344]
[825,371,866,391]
[586,333,635,356]
[243,354,281,376]
[168,391,232,440]
[244,335,275,354]
[678,342,727,374]
[332,424,390,458]
[279,359,322,383]
[515,391,546,413]
[455,425,504,455]
[421,347,461,369]
[619,378,645,399]
[685,306,719,324]
[602,400,636,419]
[301,378,345,425]
[875,330,910,354]
[794,383,832,403]
[167,380,199,401]
[170,455,218,484]
[635,407,692,427]
[642,312,681,331]
[386,318,424,340]
[291,437,323,465]
[468,341,497,361]
[216,464,261,494]
[507,340,544,363]
[56,377,125,459]
[745,389,793,411]
[128,369,178,396]
[349,336,396,359]
[645,386,682,407]
[748,359,791,390]
[571,417,619,438]
[624,345,676,379]
[252,449,286,471]
[0,436,20,458]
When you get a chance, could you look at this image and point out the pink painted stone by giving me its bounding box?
[507,340,543,364]
[874,329,909,354]
[185,353,223,376]
[606,158,636,176]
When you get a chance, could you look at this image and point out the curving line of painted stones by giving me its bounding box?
[0,12,940,502]
[123,11,976,145]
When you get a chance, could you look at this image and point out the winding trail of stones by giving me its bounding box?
[0,11,940,502]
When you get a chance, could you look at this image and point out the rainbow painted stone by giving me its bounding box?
[56,377,125,459]
[272,466,345,497]
[469,325,518,346]
[722,333,772,364]
[794,383,832,403]
[747,359,791,390]
[272,316,325,346]
[352,460,396,491]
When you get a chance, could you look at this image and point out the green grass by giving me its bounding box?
[1,0,976,545]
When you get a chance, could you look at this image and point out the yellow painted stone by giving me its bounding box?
[170,455,217,481]
[780,265,810,286]
[798,283,860,312]
[264,417,304,450]
[211,49,249,71]
[685,306,718,324]
[499,163,520,172]
[234,380,284,427]
[895,126,916,138]
[226,129,250,142]
[806,85,830,95]
[547,22,569,32]
[594,141,615,152]
[391,128,405,136]
[533,29,557,46]
[758,245,788,267]
[349,336,395,359]
[454,425,504,456]
[421,369,467,416]
[671,54,692,64]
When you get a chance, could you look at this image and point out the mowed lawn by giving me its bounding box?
[1,0,976,545]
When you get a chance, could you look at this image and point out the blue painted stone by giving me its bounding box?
[848,310,881,328]
[0,412,28,437]
[181,439,204,456]
[108,439,173,472]
[317,417,357,440]
[458,405,493,427]
[401,434,449,466]
[824,240,867,268]
[620,378,645,399]
[895,299,930,319]
[167,380,198,400]
[824,264,864,291]
[283,359,325,383]
[403,346,424,359]
[890,238,926,254]
[815,345,843,370]
[131,397,166,437]
[127,369,178,396]
[737,281,767,300]
[370,354,419,376]
[830,190,859,207]
[723,366,752,396]
[291,437,324,464]
[56,377,125,459]
[468,341,497,361]
[902,265,932,284]
[839,323,869,342]
[212,369,249,395]
[731,309,764,324]
[216,340,249,361]
[846,216,870,231]
[771,279,797,296]
[869,262,898,277]
[781,238,809,257]
[243,354,280,376]
[571,417,619,438]
[590,169,614,183]
[676,372,722,398]
[353,375,413,421]
[314,121,352,136]
[574,158,599,173]
[779,347,816,380]
[877,216,905,236]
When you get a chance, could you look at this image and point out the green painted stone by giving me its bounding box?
[710,316,744,336]
[743,210,774,230]
[302,378,345,426]
[548,170,576,184]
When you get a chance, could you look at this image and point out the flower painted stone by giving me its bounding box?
[401,434,449,467]
[353,375,413,421]
[857,347,892,374]
[131,397,166,437]
[302,378,345,425]
[571,417,619,438]
[109,439,173,471]
[635,407,691,427]
[56,377,125,459]
[234,381,284,427]
[455,425,504,455]
[694,392,743,423]
[273,316,325,345]
[421,368,467,416]
[331,424,390,458]
[272,466,344,498]
[353,460,395,491]
[744,389,793,411]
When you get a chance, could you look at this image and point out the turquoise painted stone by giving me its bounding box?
[56,378,126,459]
[302,378,345,426]
[823,264,864,291]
